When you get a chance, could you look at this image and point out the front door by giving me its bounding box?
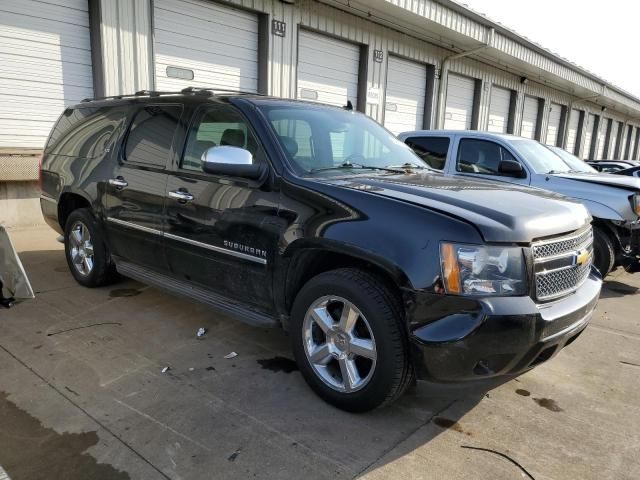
[163,103,282,311]
[104,103,183,272]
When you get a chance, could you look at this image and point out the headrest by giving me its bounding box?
[278,135,299,157]
[220,129,245,148]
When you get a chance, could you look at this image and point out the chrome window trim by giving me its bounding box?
[106,217,267,265]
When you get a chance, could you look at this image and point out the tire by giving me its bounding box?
[64,208,117,287]
[593,227,615,277]
[290,268,414,412]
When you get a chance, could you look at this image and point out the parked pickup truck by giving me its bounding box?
[40,90,601,411]
[399,130,640,276]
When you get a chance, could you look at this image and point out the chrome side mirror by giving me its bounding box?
[201,146,266,180]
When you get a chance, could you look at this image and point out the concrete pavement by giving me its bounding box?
[0,226,638,479]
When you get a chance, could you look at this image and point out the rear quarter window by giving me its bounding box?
[404,136,450,170]
[45,107,127,158]
[124,105,183,167]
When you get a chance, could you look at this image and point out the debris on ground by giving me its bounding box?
[224,352,238,359]
[189,367,194,371]
[161,366,170,373]
[196,327,207,339]
[228,448,242,462]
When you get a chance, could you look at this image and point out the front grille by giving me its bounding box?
[532,227,593,260]
[533,227,593,301]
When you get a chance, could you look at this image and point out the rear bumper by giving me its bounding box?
[407,268,601,382]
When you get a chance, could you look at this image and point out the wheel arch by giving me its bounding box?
[57,190,92,230]
[277,240,412,330]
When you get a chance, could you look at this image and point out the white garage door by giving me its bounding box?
[297,30,360,108]
[609,121,621,159]
[154,0,259,92]
[582,114,596,159]
[444,73,475,130]
[487,86,511,133]
[565,109,580,154]
[0,0,93,149]
[520,96,539,139]
[596,118,609,160]
[384,56,426,135]
[545,103,563,146]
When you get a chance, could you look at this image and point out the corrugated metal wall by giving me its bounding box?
[5,0,640,163]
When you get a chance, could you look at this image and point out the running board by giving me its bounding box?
[114,259,279,329]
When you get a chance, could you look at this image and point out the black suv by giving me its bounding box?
[40,89,602,412]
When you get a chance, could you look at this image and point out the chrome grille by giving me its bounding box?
[533,227,593,301]
[532,228,593,260]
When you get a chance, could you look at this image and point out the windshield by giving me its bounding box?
[548,147,597,173]
[510,139,576,174]
[256,102,426,175]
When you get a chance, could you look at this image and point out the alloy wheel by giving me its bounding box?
[302,295,377,393]
[69,221,95,276]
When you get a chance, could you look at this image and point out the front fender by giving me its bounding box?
[574,198,625,222]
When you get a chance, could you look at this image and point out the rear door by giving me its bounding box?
[104,103,183,272]
[163,102,281,311]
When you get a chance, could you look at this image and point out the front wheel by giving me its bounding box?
[290,268,414,412]
[592,227,615,277]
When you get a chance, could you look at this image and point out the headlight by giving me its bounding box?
[440,243,527,296]
[631,194,640,217]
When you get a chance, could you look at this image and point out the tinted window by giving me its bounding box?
[182,104,261,172]
[124,105,182,167]
[405,137,449,170]
[456,139,517,175]
[46,107,127,158]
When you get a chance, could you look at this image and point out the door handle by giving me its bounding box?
[108,177,128,189]
[168,190,194,203]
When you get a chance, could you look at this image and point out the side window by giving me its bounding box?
[182,104,261,172]
[124,105,182,167]
[405,137,450,170]
[456,139,517,175]
[46,107,127,158]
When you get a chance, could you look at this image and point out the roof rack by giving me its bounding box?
[80,90,174,103]
[80,87,268,103]
[180,87,268,97]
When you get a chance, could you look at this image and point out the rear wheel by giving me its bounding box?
[291,268,414,412]
[64,208,117,287]
[593,227,615,276]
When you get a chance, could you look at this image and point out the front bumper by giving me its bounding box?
[407,268,602,382]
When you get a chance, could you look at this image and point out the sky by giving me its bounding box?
[459,0,640,97]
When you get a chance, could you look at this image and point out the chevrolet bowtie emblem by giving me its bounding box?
[575,249,591,267]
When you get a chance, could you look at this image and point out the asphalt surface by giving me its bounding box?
[1,226,639,480]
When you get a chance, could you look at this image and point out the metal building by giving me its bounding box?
[2,0,640,191]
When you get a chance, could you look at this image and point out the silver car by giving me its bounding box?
[399,130,640,276]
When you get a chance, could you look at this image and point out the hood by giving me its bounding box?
[552,172,640,191]
[319,172,591,243]
[539,172,640,221]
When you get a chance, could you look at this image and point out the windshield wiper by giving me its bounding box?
[310,161,404,174]
[385,162,426,170]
